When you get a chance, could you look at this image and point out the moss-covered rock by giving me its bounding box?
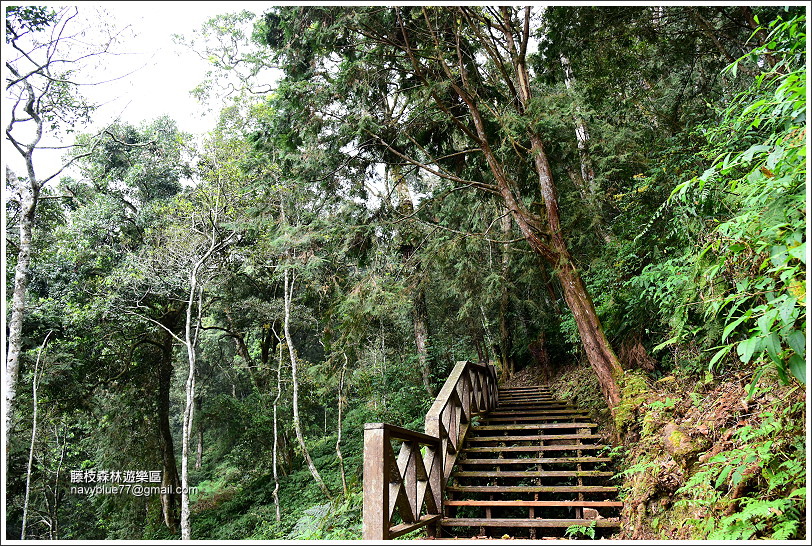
[662,423,710,469]
[612,369,650,440]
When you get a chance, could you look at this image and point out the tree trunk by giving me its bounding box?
[195,397,203,470]
[512,15,623,408]
[560,53,611,244]
[527,132,623,407]
[391,165,435,397]
[51,421,67,540]
[157,328,181,534]
[180,273,204,540]
[498,211,514,380]
[6,166,39,438]
[412,289,433,396]
[272,335,282,521]
[283,267,332,499]
[556,261,622,405]
[336,355,349,497]
[21,332,51,539]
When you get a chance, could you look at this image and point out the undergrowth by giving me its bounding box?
[612,367,805,540]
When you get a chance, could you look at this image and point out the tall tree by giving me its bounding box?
[262,6,626,406]
[4,6,128,433]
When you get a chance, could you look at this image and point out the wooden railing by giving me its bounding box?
[362,361,498,539]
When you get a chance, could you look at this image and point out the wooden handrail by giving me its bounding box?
[362,361,498,539]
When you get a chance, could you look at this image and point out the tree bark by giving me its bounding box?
[272,334,283,521]
[6,165,39,438]
[157,328,181,534]
[21,332,52,539]
[412,289,433,396]
[336,354,349,496]
[498,212,515,380]
[180,267,205,540]
[195,397,203,470]
[283,267,332,499]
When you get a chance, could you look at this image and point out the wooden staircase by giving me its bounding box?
[440,386,621,538]
[362,362,623,540]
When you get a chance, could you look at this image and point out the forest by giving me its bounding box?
[4,4,807,541]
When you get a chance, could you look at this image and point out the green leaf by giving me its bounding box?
[763,332,781,365]
[723,312,750,341]
[757,309,778,336]
[741,144,770,163]
[746,366,767,398]
[653,336,679,352]
[778,296,798,324]
[737,336,761,364]
[765,146,785,169]
[788,354,806,384]
[715,465,733,488]
[787,241,806,263]
[786,330,805,357]
[708,344,734,370]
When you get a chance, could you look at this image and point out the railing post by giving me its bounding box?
[363,361,499,539]
[363,423,390,540]
[424,414,443,533]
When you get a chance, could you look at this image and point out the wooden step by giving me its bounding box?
[467,433,603,443]
[452,470,614,478]
[446,485,618,494]
[441,517,620,528]
[484,414,592,423]
[495,403,574,410]
[500,395,559,398]
[498,396,558,402]
[488,408,583,416]
[472,423,597,431]
[459,456,611,465]
[444,500,624,508]
[463,444,608,453]
[498,388,550,394]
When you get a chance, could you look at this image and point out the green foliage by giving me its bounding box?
[677,15,805,385]
[674,397,805,539]
[647,397,678,411]
[565,520,597,539]
[5,6,56,39]
[624,12,806,384]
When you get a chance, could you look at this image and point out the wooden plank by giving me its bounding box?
[498,388,551,392]
[498,398,558,403]
[463,444,607,453]
[364,422,440,446]
[441,518,620,528]
[362,426,389,539]
[444,500,623,508]
[496,400,567,404]
[466,433,603,442]
[472,423,597,431]
[482,413,590,424]
[452,470,614,478]
[496,402,573,413]
[487,408,584,416]
[458,457,611,465]
[445,485,618,493]
[388,514,443,539]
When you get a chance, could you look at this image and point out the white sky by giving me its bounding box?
[3,1,277,181]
